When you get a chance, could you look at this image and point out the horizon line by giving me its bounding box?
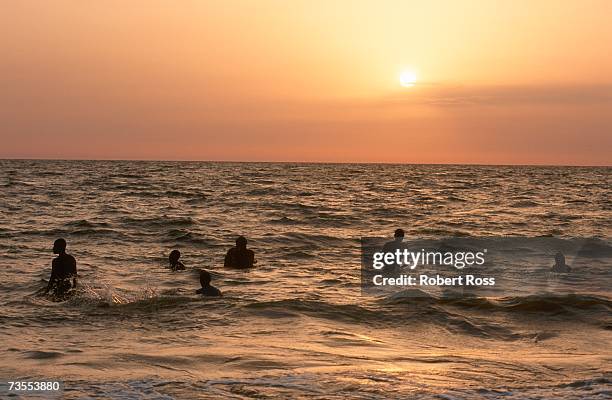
[0,157,609,168]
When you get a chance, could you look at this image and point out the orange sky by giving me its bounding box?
[1,0,611,165]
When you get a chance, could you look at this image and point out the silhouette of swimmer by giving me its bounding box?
[551,252,571,273]
[382,229,405,250]
[44,238,77,298]
[196,270,221,297]
[169,250,186,271]
[224,236,255,269]
[380,229,406,269]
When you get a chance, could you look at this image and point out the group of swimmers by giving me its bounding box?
[44,236,257,300]
[44,230,572,300]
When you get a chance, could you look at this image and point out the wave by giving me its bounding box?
[557,377,610,388]
[474,293,611,313]
[92,295,197,312]
[247,188,279,195]
[64,219,111,228]
[263,232,353,247]
[165,190,198,198]
[243,299,380,323]
[445,195,468,202]
[111,173,143,179]
[510,200,539,208]
[162,229,213,246]
[121,190,156,197]
[185,196,209,205]
[121,215,196,228]
[576,239,612,257]
[242,298,524,339]
[70,228,126,237]
[383,292,612,314]
[269,216,300,225]
[418,227,473,237]
[285,250,316,259]
[14,226,126,238]
[56,283,200,313]
[23,350,64,359]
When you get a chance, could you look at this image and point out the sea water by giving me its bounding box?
[0,160,610,398]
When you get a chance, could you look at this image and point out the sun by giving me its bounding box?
[399,70,417,87]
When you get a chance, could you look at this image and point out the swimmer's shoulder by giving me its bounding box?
[196,286,221,297]
[58,253,76,264]
[551,264,571,273]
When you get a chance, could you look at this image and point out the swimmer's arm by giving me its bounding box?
[72,260,78,288]
[44,265,57,294]
[44,280,52,294]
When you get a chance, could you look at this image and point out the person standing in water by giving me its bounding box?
[382,229,405,253]
[44,238,77,298]
[169,249,186,271]
[551,252,571,273]
[381,229,406,270]
[196,270,221,297]
[224,236,255,269]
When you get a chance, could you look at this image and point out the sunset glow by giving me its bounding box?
[0,0,611,165]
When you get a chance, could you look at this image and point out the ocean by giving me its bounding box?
[0,160,610,399]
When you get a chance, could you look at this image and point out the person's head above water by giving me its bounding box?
[199,270,212,287]
[53,238,67,254]
[169,249,181,265]
[236,236,247,250]
[394,229,405,241]
[554,252,566,266]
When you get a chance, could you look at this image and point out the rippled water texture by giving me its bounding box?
[0,160,610,399]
